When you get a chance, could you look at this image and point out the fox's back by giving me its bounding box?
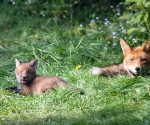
[30,76,67,94]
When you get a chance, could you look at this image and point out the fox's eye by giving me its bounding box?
[27,71,31,74]
[129,59,134,62]
[141,58,147,62]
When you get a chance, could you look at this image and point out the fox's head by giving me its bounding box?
[15,59,38,85]
[120,38,150,77]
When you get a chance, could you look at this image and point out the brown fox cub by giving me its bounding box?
[6,59,83,96]
[90,38,150,78]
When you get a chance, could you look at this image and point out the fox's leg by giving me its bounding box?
[5,86,22,93]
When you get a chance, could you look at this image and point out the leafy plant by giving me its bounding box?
[120,0,150,41]
[2,0,124,24]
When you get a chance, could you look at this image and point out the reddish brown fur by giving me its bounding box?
[7,59,80,96]
[121,38,150,77]
[95,63,127,77]
[91,38,150,78]
[19,76,67,96]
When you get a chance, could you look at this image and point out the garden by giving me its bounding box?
[0,0,150,125]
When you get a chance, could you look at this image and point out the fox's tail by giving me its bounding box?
[90,63,128,77]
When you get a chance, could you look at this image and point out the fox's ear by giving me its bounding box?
[120,38,131,54]
[29,59,38,69]
[15,58,21,67]
[143,39,150,54]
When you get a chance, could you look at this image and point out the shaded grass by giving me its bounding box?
[0,5,150,125]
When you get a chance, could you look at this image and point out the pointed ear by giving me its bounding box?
[15,58,21,67]
[120,38,131,54]
[143,39,150,54]
[29,59,38,69]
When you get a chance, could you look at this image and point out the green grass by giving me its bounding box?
[0,3,150,125]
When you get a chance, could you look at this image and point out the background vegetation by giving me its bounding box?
[0,0,150,125]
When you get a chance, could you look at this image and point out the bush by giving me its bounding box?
[2,0,124,24]
[120,0,150,41]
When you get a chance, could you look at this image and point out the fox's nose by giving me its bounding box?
[135,67,140,72]
[22,76,27,79]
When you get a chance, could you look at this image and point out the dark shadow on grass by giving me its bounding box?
[1,101,149,125]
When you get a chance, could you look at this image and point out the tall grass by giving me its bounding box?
[0,2,150,125]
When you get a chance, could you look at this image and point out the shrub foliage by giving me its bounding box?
[120,0,150,40]
[2,0,123,23]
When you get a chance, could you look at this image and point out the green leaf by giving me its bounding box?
[125,0,137,5]
[125,0,146,6]
[140,27,146,32]
[119,13,131,20]
[139,0,146,5]
[128,13,142,24]
[145,2,150,7]
[127,28,138,34]
[141,12,149,24]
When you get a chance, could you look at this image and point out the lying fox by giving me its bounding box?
[6,59,83,96]
[90,38,150,78]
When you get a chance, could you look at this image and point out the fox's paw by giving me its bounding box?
[89,67,102,75]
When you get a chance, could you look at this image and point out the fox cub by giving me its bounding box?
[6,59,83,96]
[91,38,150,78]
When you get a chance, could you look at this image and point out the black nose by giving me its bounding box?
[135,67,140,72]
[23,76,27,79]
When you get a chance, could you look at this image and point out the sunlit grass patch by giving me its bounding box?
[0,3,150,125]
